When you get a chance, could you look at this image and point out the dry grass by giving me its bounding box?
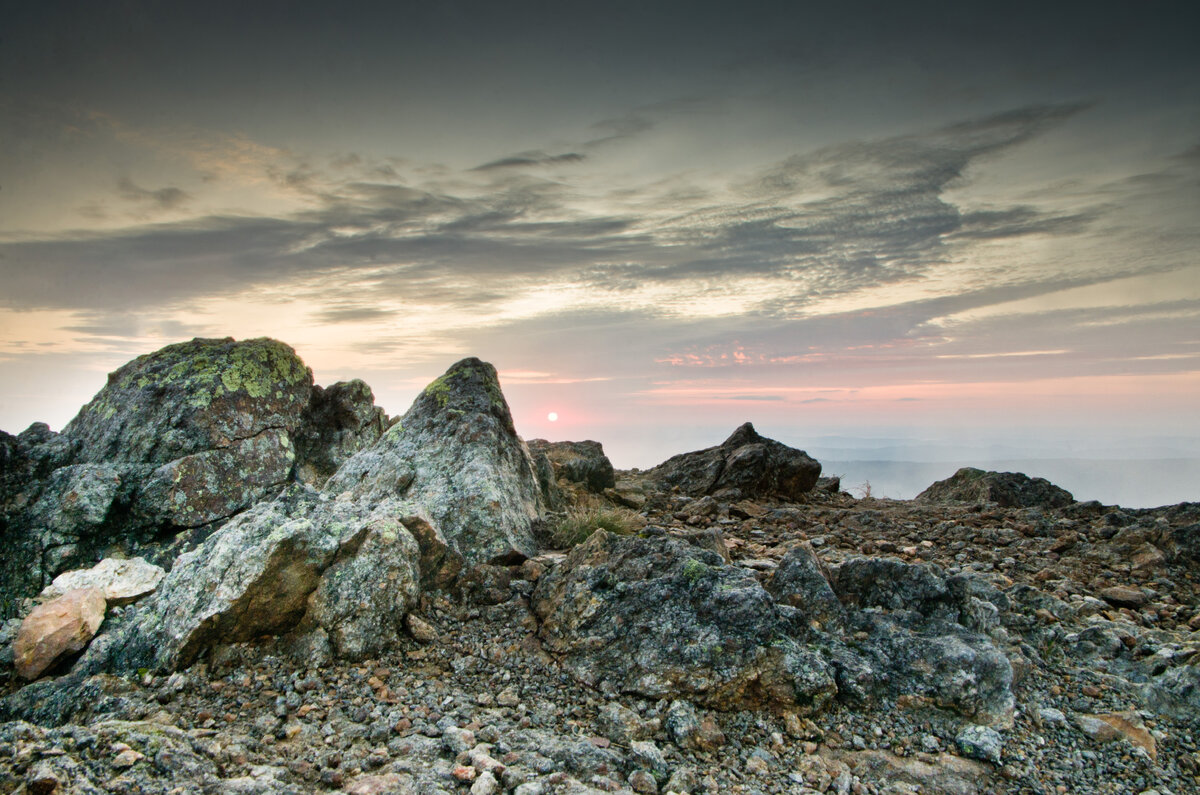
[552,506,643,548]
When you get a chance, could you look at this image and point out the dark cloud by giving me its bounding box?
[116,177,191,210]
[951,207,1097,240]
[471,152,586,171]
[313,306,397,324]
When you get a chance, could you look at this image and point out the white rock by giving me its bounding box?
[41,557,165,606]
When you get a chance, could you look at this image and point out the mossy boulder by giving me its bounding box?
[65,337,312,465]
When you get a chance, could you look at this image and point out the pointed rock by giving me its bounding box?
[327,357,545,566]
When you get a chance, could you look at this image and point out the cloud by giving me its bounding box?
[471,151,586,171]
[725,394,786,401]
[116,177,191,210]
[313,305,397,324]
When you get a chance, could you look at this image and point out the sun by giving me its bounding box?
[547,412,558,422]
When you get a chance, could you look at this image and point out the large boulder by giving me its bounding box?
[527,439,616,493]
[65,337,313,465]
[532,530,838,712]
[326,357,545,566]
[531,532,1014,725]
[0,339,316,618]
[915,467,1074,509]
[647,422,821,500]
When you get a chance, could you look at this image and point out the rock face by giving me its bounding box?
[527,439,616,493]
[14,589,106,680]
[0,337,394,619]
[647,422,821,500]
[99,489,424,671]
[916,467,1074,509]
[532,530,838,712]
[326,357,545,567]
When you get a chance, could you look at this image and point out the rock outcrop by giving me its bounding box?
[534,532,1014,725]
[61,356,544,673]
[0,338,393,619]
[916,467,1075,508]
[647,422,821,500]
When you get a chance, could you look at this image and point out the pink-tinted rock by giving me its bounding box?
[14,587,106,680]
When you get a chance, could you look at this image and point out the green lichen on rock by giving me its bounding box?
[423,374,454,407]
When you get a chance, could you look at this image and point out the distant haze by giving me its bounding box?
[1,2,1197,510]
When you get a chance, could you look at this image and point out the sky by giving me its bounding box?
[2,1,1198,505]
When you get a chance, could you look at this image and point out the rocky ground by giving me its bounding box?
[2,339,1198,794]
[4,482,1200,794]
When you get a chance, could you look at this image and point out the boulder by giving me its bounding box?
[294,379,393,486]
[65,337,312,465]
[830,557,950,612]
[14,588,106,680]
[326,357,545,567]
[647,422,821,500]
[526,439,616,493]
[306,512,422,659]
[40,557,165,606]
[915,467,1074,509]
[100,490,344,672]
[532,530,837,712]
[1,338,316,618]
[134,429,295,528]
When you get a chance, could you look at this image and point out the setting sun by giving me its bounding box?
[547,412,558,422]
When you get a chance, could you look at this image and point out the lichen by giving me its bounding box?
[682,558,710,583]
[423,374,454,407]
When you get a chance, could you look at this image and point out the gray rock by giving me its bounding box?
[1,338,316,618]
[916,467,1074,509]
[647,422,821,500]
[326,357,546,567]
[65,337,312,466]
[830,557,949,612]
[526,439,616,493]
[955,724,1003,763]
[532,531,837,711]
[307,511,422,659]
[767,543,844,626]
